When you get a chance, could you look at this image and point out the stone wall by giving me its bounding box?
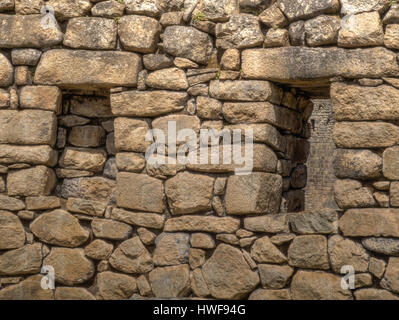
[0,0,399,300]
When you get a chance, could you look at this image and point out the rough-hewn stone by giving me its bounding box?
[251,236,287,264]
[164,216,240,233]
[146,68,188,90]
[304,15,340,46]
[362,238,399,256]
[97,272,137,300]
[383,146,399,180]
[278,0,339,21]
[92,218,132,241]
[288,235,329,269]
[289,210,338,234]
[258,264,294,289]
[113,118,150,153]
[149,264,190,298]
[0,53,13,87]
[112,208,165,230]
[381,258,399,294]
[334,149,381,180]
[153,233,190,266]
[0,243,42,276]
[0,275,54,300]
[60,148,107,172]
[0,211,25,250]
[46,0,92,21]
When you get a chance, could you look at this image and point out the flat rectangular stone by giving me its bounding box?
[339,209,399,237]
[332,83,399,121]
[112,208,165,230]
[111,90,187,117]
[242,47,399,85]
[0,110,57,146]
[164,216,240,234]
[0,14,63,48]
[34,49,142,89]
[209,80,282,104]
[0,145,57,166]
[26,196,61,211]
[244,215,289,233]
[19,86,62,114]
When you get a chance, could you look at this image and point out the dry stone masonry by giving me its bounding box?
[0,0,399,300]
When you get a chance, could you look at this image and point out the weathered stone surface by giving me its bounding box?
[333,122,399,148]
[339,12,384,47]
[0,195,25,211]
[92,218,132,241]
[334,179,375,209]
[7,166,56,197]
[0,110,57,146]
[116,173,164,213]
[288,235,329,269]
[109,237,153,274]
[304,15,340,46]
[225,173,282,215]
[355,289,399,300]
[249,289,291,300]
[381,258,399,294]
[244,215,289,233]
[332,83,399,121]
[143,54,174,71]
[196,96,222,119]
[0,14,63,48]
[291,271,352,300]
[66,198,106,217]
[192,0,238,22]
[362,237,399,256]
[30,209,89,247]
[92,0,125,18]
[70,96,112,118]
[0,211,25,250]
[116,153,145,172]
[55,287,95,300]
[84,240,113,260]
[0,275,54,300]
[11,48,41,66]
[369,257,386,279]
[202,244,259,299]
[44,248,94,285]
[69,126,105,148]
[259,3,287,28]
[163,26,213,64]
[278,0,339,21]
[328,235,369,273]
[216,14,264,49]
[125,0,161,16]
[0,53,13,87]
[149,264,190,298]
[112,208,165,229]
[242,47,399,84]
[64,17,117,50]
[153,233,190,266]
[165,172,213,215]
[334,149,381,180]
[97,271,137,300]
[113,118,149,153]
[258,264,293,289]
[118,15,161,53]
[383,146,399,180]
[190,233,215,249]
[146,68,188,90]
[0,243,42,276]
[210,80,281,103]
[111,91,187,117]
[340,209,399,237]
[61,177,115,202]
[164,216,240,233]
[263,28,290,47]
[384,24,399,49]
[341,0,389,15]
[0,0,14,12]
[35,49,141,89]
[20,86,61,114]
[391,182,399,207]
[61,148,107,172]
[289,210,338,234]
[251,236,286,264]
[46,0,92,21]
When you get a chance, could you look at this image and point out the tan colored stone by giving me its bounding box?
[0,275,54,300]
[391,182,399,207]
[0,211,25,250]
[291,270,352,300]
[153,232,190,266]
[125,0,161,16]
[97,271,137,300]
[0,244,42,276]
[334,179,375,209]
[69,125,105,148]
[112,208,165,230]
[0,14,62,48]
[146,68,188,90]
[381,257,399,294]
[383,146,399,180]
[333,122,399,148]
[116,153,145,172]
[26,196,60,211]
[339,209,399,237]
[66,198,106,217]
[278,0,339,21]
[369,257,386,279]
[288,235,329,269]
[355,288,399,300]
[60,177,115,202]
[0,195,25,211]
[259,3,288,28]
[251,236,287,264]
[289,210,338,234]
[0,145,57,166]
[64,17,117,50]
[92,218,132,241]
[84,240,113,260]
[165,172,214,215]
[60,148,106,173]
[46,0,92,21]
[0,53,12,87]
[249,289,291,300]
[19,86,61,114]
[190,233,215,249]
[116,173,164,213]
[192,0,238,22]
[7,166,56,197]
[190,268,210,298]
[137,228,156,245]
[149,264,190,298]
[55,287,95,300]
[118,15,161,53]
[258,264,294,289]
[44,248,94,286]
[328,235,369,273]
[338,12,384,48]
[0,110,57,146]
[35,49,141,89]
[264,28,290,47]
[136,274,152,297]
[202,244,259,299]
[304,15,340,46]
[244,214,289,233]
[30,209,89,247]
[220,48,240,71]
[164,216,240,233]
[109,237,153,274]
[225,173,282,215]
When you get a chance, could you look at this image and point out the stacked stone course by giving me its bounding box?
[0,0,399,300]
